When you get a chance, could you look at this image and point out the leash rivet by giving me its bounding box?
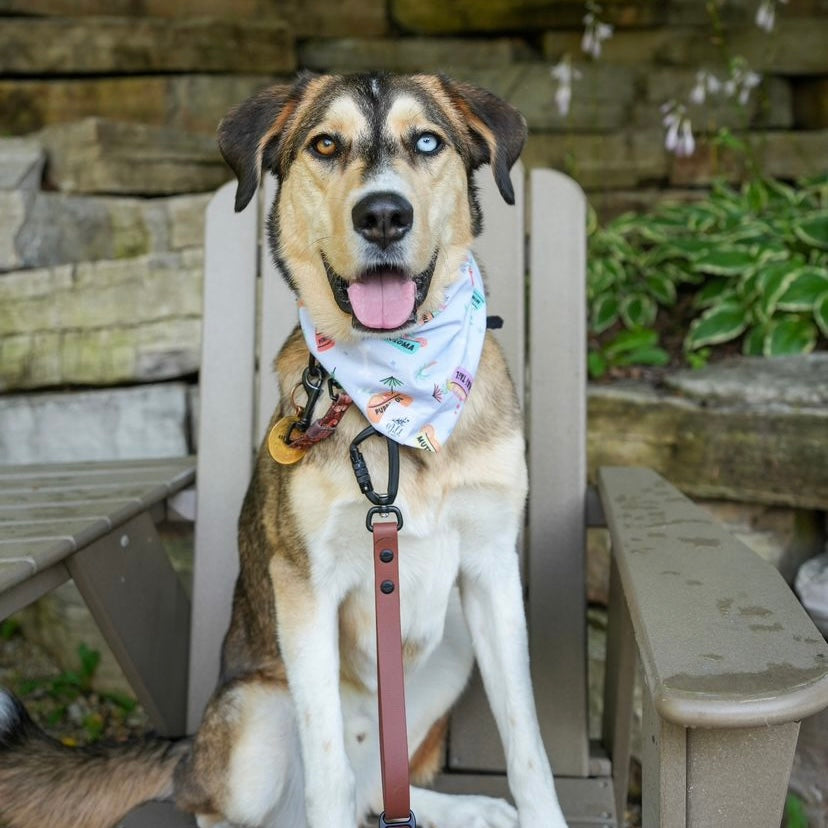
[380,549,394,563]
[380,580,395,594]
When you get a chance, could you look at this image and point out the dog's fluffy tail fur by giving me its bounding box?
[0,689,189,828]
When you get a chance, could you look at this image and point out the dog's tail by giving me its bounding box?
[0,689,189,828]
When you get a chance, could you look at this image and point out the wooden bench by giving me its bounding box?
[0,456,195,736]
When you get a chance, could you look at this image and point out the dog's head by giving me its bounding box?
[218,72,526,341]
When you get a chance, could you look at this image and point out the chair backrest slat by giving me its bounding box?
[189,180,259,730]
[472,165,525,401]
[528,169,589,776]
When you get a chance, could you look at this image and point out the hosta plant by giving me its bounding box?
[587,172,828,378]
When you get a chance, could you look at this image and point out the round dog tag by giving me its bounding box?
[267,417,306,465]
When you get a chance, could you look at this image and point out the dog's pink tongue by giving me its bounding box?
[347,274,416,329]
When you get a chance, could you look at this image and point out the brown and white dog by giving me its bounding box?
[0,73,568,828]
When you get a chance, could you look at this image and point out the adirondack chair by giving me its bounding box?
[122,166,828,828]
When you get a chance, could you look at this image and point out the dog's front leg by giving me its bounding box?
[273,562,357,828]
[460,539,568,828]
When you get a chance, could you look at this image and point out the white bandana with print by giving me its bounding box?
[298,253,487,452]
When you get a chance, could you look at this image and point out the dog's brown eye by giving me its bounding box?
[311,134,339,158]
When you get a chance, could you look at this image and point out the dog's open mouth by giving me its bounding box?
[323,254,437,332]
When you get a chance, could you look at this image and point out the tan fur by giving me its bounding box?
[0,719,186,828]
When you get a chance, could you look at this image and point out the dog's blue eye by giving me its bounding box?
[415,133,441,154]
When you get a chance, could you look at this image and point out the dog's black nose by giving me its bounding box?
[352,192,413,249]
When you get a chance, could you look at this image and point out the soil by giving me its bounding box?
[0,626,150,746]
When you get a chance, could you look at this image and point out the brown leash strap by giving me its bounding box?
[372,519,414,826]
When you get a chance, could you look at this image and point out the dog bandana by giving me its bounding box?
[298,253,487,452]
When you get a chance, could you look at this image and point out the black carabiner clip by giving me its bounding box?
[349,426,400,508]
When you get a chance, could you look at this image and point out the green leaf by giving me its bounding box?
[587,351,608,379]
[77,643,101,684]
[692,246,757,276]
[776,266,828,311]
[763,178,798,205]
[794,211,828,250]
[588,261,615,295]
[744,178,768,213]
[764,316,818,355]
[814,292,828,338]
[755,261,802,320]
[784,793,809,828]
[693,278,733,308]
[645,273,677,306]
[686,302,748,350]
[604,328,658,358]
[742,324,766,356]
[619,293,657,328]
[613,345,671,368]
[591,293,620,334]
[0,618,20,640]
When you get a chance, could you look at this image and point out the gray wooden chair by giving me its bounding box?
[127,166,828,828]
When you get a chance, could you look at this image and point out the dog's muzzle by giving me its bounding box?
[323,254,438,333]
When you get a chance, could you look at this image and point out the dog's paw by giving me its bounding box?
[417,793,518,828]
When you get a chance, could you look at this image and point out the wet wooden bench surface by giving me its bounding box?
[0,456,196,616]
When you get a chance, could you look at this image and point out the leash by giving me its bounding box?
[350,428,416,828]
[268,360,416,826]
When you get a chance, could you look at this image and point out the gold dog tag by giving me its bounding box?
[267,417,306,465]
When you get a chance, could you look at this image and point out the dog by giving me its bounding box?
[0,72,568,828]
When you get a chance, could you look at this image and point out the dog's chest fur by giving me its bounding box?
[259,331,527,690]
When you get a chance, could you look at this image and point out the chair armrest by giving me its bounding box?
[598,466,828,728]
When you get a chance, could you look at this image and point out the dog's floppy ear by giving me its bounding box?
[439,77,527,205]
[217,75,312,213]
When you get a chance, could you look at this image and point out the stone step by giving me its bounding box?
[299,36,528,73]
[669,129,828,186]
[0,17,294,75]
[38,118,229,195]
[0,382,192,463]
[0,250,204,390]
[523,130,668,190]
[525,128,828,191]
[0,0,389,37]
[0,0,290,16]
[0,136,210,269]
[450,63,636,132]
[588,355,828,510]
[0,74,282,137]
[544,20,828,75]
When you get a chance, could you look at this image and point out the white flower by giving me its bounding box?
[722,59,762,106]
[678,120,696,157]
[581,10,614,59]
[550,56,582,117]
[756,0,788,32]
[756,0,775,31]
[690,70,723,105]
[661,101,695,157]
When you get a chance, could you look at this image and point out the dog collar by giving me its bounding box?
[298,253,487,452]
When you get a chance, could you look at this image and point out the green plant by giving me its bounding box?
[784,791,809,828]
[0,618,21,640]
[587,172,828,373]
[15,643,136,742]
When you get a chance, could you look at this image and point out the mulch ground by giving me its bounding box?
[0,628,150,747]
